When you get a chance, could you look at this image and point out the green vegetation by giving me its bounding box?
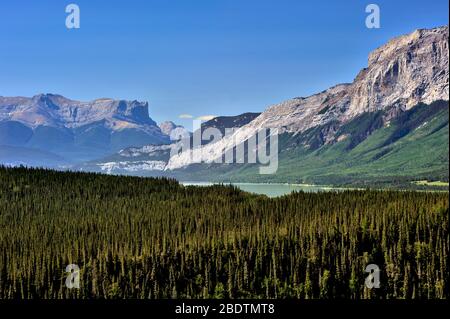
[175,100,449,188]
[413,180,449,187]
[0,166,448,299]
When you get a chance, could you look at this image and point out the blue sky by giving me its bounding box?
[0,0,448,128]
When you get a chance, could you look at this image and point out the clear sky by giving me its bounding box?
[0,0,448,129]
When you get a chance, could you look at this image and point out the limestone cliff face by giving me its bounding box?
[0,94,160,132]
[159,121,190,140]
[252,26,449,136]
[166,26,449,169]
[0,94,169,161]
[349,26,449,116]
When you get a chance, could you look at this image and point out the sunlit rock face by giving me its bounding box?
[166,26,449,169]
[0,94,169,161]
[159,121,191,141]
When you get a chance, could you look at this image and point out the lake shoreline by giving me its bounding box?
[180,181,351,197]
[180,181,448,197]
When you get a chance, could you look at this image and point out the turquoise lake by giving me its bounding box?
[181,182,339,197]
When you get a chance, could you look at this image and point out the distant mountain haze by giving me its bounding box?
[77,112,259,174]
[0,94,169,163]
[158,121,191,141]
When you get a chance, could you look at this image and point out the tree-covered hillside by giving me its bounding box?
[0,167,448,299]
[174,100,449,187]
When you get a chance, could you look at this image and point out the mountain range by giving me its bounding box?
[1,26,449,187]
[0,94,171,165]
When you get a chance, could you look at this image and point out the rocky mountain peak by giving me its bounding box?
[165,26,450,170]
[159,121,190,140]
[349,25,449,116]
[112,100,155,126]
[159,121,179,135]
[0,95,158,129]
[257,25,449,134]
[0,94,170,162]
[368,26,448,66]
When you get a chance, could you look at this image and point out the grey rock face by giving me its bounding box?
[166,26,449,169]
[0,94,160,131]
[159,121,190,140]
[200,112,261,136]
[253,26,449,136]
[0,94,169,161]
[350,26,449,115]
[159,121,178,136]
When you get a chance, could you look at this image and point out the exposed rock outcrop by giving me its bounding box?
[166,26,449,170]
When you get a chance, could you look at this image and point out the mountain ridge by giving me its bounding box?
[80,100,449,187]
[165,25,449,170]
[0,93,160,130]
[0,94,170,163]
[1,26,448,186]
[79,26,449,186]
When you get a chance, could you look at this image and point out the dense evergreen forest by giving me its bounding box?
[0,166,448,299]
